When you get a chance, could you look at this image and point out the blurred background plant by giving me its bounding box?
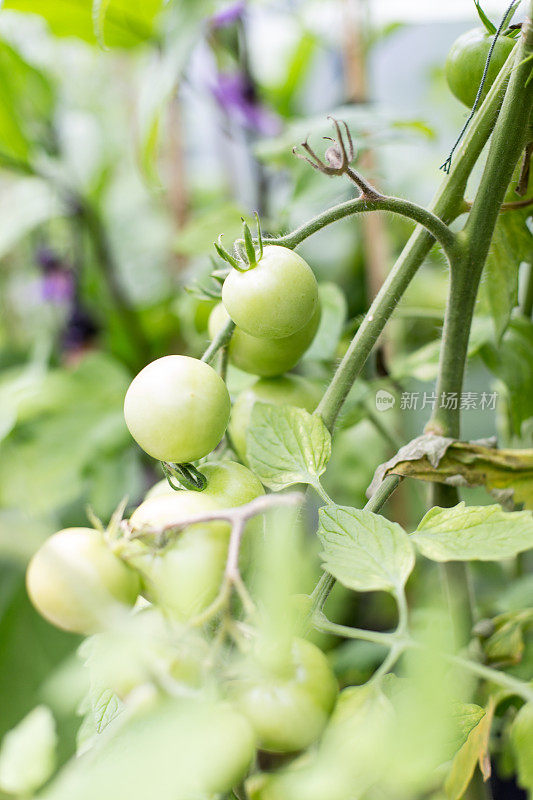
[0,1,532,794]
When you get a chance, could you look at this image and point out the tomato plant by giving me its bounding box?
[2,4,533,800]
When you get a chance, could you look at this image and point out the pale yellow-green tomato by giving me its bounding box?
[222,245,319,338]
[124,355,230,463]
[209,302,321,377]
[26,528,140,634]
[129,491,230,621]
[232,638,338,753]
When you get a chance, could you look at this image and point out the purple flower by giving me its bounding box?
[211,71,280,136]
[35,249,75,304]
[41,269,74,303]
[210,1,246,28]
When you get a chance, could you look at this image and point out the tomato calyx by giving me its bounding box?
[214,213,264,273]
[162,461,208,492]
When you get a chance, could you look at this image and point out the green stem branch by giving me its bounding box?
[312,51,515,433]
[429,20,533,439]
[201,317,235,364]
[272,195,460,263]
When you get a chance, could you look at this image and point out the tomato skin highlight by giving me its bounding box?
[208,302,320,377]
[222,245,319,339]
[229,375,323,461]
[232,638,338,753]
[124,355,230,464]
[26,528,140,634]
[146,460,264,506]
[445,28,515,108]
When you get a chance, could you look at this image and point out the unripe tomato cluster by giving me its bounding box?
[211,244,321,377]
[25,242,342,793]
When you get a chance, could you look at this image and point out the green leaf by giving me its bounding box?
[481,317,533,433]
[474,1,497,34]
[412,502,533,562]
[0,705,57,795]
[247,403,331,491]
[76,688,123,755]
[511,702,533,793]
[479,212,532,340]
[0,38,55,166]
[445,700,494,800]
[303,282,347,362]
[0,353,142,518]
[0,178,63,260]
[4,0,165,48]
[318,504,415,594]
[447,703,487,756]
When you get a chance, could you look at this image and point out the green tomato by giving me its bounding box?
[26,528,140,635]
[129,491,230,620]
[209,302,321,378]
[228,375,323,461]
[247,758,353,800]
[40,698,255,800]
[445,28,515,107]
[124,355,230,464]
[232,638,338,753]
[222,245,319,339]
[146,460,264,506]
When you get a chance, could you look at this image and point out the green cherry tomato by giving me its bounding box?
[146,460,264,506]
[445,28,515,108]
[247,758,354,800]
[209,302,321,377]
[26,528,140,635]
[233,638,338,753]
[124,355,230,464]
[228,375,323,461]
[222,245,319,339]
[129,491,230,621]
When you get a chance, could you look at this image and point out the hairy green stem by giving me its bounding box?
[313,613,398,646]
[312,615,533,703]
[273,195,460,262]
[312,52,515,432]
[429,22,533,438]
[425,20,533,651]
